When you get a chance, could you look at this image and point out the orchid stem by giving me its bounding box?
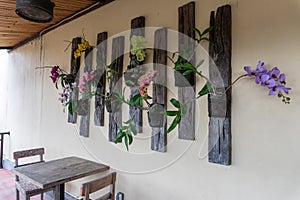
[224,74,248,93]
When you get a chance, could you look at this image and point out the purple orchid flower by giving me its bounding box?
[269,67,280,79]
[261,74,276,88]
[244,60,268,84]
[243,61,291,103]
[50,66,60,83]
[278,73,286,85]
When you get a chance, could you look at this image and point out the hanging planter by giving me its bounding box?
[147,103,165,127]
[124,60,145,87]
[174,69,195,87]
[105,93,121,113]
[76,99,89,116]
[64,74,76,85]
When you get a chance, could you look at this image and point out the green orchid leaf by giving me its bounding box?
[138,98,143,107]
[120,126,129,131]
[201,37,213,44]
[181,62,195,70]
[198,83,210,97]
[201,26,213,36]
[114,132,124,144]
[68,101,73,115]
[127,132,133,145]
[170,98,181,108]
[164,110,178,116]
[182,70,194,76]
[129,122,137,135]
[124,134,129,151]
[124,119,132,124]
[129,94,140,106]
[196,59,205,68]
[193,27,201,38]
[167,115,181,133]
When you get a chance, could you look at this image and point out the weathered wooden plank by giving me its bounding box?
[94,32,108,126]
[128,16,145,133]
[151,28,168,152]
[178,2,196,140]
[109,36,125,142]
[208,5,232,166]
[68,37,81,123]
[79,48,93,137]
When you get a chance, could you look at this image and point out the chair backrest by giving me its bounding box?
[81,172,116,200]
[13,147,45,167]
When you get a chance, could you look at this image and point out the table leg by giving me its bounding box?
[54,184,65,200]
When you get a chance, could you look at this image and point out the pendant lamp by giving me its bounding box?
[15,0,55,23]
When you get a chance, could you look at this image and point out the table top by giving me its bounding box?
[13,156,109,189]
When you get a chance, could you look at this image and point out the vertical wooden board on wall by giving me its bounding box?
[178,2,196,140]
[79,48,93,137]
[109,36,125,142]
[208,5,232,166]
[151,28,168,152]
[68,37,81,123]
[94,32,108,126]
[128,16,145,133]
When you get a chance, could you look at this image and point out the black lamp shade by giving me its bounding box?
[15,0,55,23]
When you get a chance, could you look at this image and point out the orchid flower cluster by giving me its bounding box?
[130,35,147,62]
[137,70,157,97]
[244,61,291,103]
[49,66,76,109]
[74,39,93,59]
[78,71,96,93]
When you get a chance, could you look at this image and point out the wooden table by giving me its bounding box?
[13,156,109,200]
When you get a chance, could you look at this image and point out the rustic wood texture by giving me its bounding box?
[151,28,168,152]
[13,157,109,190]
[178,2,196,140]
[94,32,108,126]
[68,37,81,123]
[128,16,145,133]
[79,47,93,137]
[208,5,232,166]
[81,172,116,200]
[109,36,125,142]
[0,0,115,49]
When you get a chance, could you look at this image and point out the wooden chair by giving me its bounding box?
[13,147,53,200]
[80,172,116,200]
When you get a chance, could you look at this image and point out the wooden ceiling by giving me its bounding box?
[0,0,114,50]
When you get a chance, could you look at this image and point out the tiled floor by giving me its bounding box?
[0,169,48,200]
[0,169,79,200]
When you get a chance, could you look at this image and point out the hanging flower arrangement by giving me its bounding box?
[46,27,292,150]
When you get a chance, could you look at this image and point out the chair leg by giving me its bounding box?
[16,189,20,200]
[40,192,44,200]
[26,194,30,200]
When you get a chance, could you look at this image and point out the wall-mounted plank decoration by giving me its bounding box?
[79,48,93,137]
[208,5,232,166]
[94,32,108,126]
[128,16,145,133]
[109,36,125,142]
[178,2,196,140]
[68,37,81,123]
[151,28,168,152]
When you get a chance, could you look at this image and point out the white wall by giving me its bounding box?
[1,0,300,199]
